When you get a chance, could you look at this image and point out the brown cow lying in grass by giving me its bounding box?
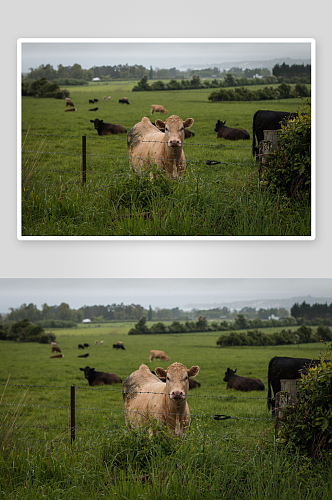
[80,366,122,386]
[149,350,170,362]
[223,368,265,391]
[127,115,194,180]
[123,362,199,437]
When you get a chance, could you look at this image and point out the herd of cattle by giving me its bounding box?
[49,339,320,437]
[63,95,301,178]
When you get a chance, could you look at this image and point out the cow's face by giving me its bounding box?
[91,119,102,129]
[80,366,94,378]
[223,368,236,382]
[155,115,194,151]
[155,362,199,403]
[214,120,226,132]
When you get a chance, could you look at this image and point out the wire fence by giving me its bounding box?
[21,131,260,190]
[0,382,272,447]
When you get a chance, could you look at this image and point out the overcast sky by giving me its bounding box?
[20,39,312,73]
[0,278,331,313]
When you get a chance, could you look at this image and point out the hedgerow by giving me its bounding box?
[261,99,311,199]
[277,345,332,461]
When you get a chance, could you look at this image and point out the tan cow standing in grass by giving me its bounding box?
[150,105,168,115]
[127,115,194,180]
[149,350,170,362]
[123,362,200,437]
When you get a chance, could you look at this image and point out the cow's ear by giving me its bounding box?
[155,367,167,378]
[90,120,94,123]
[183,118,194,129]
[155,119,165,130]
[234,369,237,373]
[188,365,200,377]
[79,368,84,371]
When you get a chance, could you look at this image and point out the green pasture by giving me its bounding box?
[21,83,311,237]
[0,324,325,443]
[1,325,329,499]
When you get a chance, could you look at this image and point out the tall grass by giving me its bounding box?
[0,332,329,498]
[1,421,331,499]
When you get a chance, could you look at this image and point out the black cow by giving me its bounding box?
[119,99,130,104]
[90,118,127,136]
[214,120,250,140]
[94,99,99,103]
[113,344,125,350]
[79,366,122,386]
[151,370,201,390]
[267,356,320,412]
[78,344,84,349]
[88,107,98,111]
[252,110,300,159]
[152,122,195,139]
[84,343,90,348]
[78,353,89,358]
[89,99,94,104]
[223,368,265,392]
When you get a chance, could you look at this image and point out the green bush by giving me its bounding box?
[262,100,311,199]
[0,318,55,343]
[278,345,332,460]
[22,78,70,99]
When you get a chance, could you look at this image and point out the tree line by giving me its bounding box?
[216,324,332,347]
[208,82,310,102]
[291,301,332,320]
[23,62,310,84]
[3,302,190,325]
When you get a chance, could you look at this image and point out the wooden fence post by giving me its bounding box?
[71,385,75,444]
[82,135,86,185]
[258,129,279,180]
[275,379,298,436]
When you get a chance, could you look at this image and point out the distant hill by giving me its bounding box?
[184,295,332,312]
[179,57,311,72]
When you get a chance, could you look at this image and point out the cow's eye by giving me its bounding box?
[185,376,188,380]
[167,376,170,381]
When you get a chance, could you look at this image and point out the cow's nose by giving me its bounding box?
[171,390,184,398]
[169,139,181,147]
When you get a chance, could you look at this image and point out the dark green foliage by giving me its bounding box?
[208,83,310,102]
[1,318,55,343]
[262,100,311,199]
[52,78,88,86]
[128,315,150,335]
[216,325,331,347]
[35,319,78,329]
[22,78,69,98]
[273,62,311,80]
[291,300,332,320]
[278,347,332,460]
[128,315,210,335]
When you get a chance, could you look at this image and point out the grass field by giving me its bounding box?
[21,83,311,237]
[0,324,330,498]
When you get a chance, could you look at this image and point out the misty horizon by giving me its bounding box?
[20,39,312,74]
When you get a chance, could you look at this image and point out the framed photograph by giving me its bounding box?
[18,38,315,240]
